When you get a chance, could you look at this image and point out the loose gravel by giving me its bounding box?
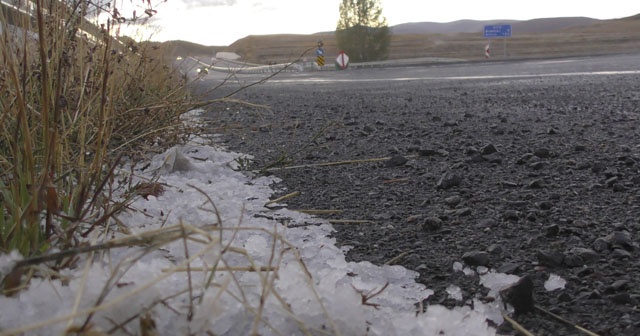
[202,67,640,335]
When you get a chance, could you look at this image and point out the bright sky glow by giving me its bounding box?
[112,0,640,46]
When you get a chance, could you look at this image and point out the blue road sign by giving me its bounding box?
[483,25,512,38]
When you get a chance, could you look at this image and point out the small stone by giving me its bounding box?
[443,195,462,207]
[496,262,521,274]
[534,148,551,158]
[605,231,634,251]
[454,207,472,216]
[558,292,572,302]
[526,212,537,221]
[609,293,636,305]
[538,201,554,210]
[563,254,584,267]
[462,251,490,266]
[608,279,630,292]
[530,161,546,170]
[406,215,422,223]
[436,172,463,190]
[478,218,497,228]
[500,275,535,315]
[481,143,498,155]
[567,247,599,263]
[528,179,545,189]
[503,210,520,221]
[517,153,534,164]
[537,250,565,267]
[604,167,618,178]
[611,249,632,259]
[544,224,560,237]
[483,152,503,164]
[436,149,450,157]
[418,149,438,156]
[501,181,519,188]
[624,157,636,166]
[588,290,602,300]
[612,184,626,192]
[592,237,609,252]
[385,155,408,167]
[487,244,504,256]
[574,144,587,152]
[591,162,606,174]
[605,176,618,187]
[421,217,443,232]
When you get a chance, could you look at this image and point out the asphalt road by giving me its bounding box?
[190,53,640,89]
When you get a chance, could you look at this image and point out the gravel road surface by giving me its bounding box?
[200,54,640,335]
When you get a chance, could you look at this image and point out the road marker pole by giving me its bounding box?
[316,40,325,69]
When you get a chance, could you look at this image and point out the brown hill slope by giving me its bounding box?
[164,15,640,64]
[390,17,598,35]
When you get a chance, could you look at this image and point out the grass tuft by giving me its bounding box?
[0,0,196,257]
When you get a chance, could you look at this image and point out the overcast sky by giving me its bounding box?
[112,0,640,46]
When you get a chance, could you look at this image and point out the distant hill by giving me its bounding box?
[391,17,599,35]
[161,14,640,63]
[158,40,226,59]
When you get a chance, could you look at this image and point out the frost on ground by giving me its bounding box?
[0,113,524,335]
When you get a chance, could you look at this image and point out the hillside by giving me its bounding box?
[390,17,598,35]
[162,15,640,64]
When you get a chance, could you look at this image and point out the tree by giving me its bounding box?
[336,0,390,62]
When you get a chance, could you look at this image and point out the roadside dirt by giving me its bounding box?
[203,65,640,335]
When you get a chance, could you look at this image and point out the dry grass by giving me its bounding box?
[0,0,199,258]
[0,3,353,334]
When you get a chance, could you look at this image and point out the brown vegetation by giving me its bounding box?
[161,15,640,64]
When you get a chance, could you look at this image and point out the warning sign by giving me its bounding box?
[317,55,325,66]
[335,51,349,70]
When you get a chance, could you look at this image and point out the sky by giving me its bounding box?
[110,0,640,46]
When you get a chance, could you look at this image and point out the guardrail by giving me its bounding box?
[1,0,129,50]
[183,54,467,76]
[190,57,304,74]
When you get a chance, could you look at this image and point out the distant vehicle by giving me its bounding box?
[197,67,209,75]
[176,56,183,60]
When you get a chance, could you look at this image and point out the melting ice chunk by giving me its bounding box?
[544,273,566,291]
[479,272,520,297]
[446,284,463,301]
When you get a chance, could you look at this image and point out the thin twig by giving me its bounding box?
[222,46,315,99]
[294,209,343,215]
[534,305,601,336]
[261,155,419,172]
[384,250,412,266]
[259,120,338,172]
[180,221,195,322]
[328,220,374,224]
[163,266,278,272]
[502,314,536,336]
[264,191,300,206]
